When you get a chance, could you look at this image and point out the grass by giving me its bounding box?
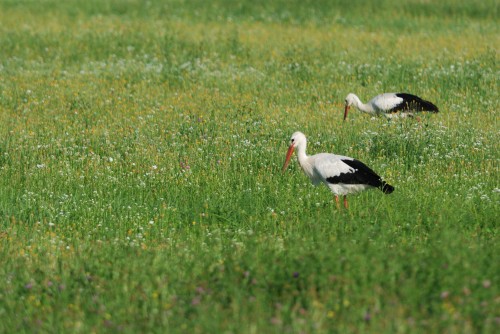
[0,0,498,333]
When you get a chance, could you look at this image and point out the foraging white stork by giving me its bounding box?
[282,132,394,208]
[343,93,439,120]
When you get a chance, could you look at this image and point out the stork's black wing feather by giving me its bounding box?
[389,93,439,113]
[326,159,394,194]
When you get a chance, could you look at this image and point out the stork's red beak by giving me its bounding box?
[343,105,350,121]
[282,144,295,172]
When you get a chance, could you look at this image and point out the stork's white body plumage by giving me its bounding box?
[298,153,372,195]
[344,92,439,120]
[282,132,394,208]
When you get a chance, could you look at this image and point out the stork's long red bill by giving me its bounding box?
[343,105,350,121]
[282,144,295,172]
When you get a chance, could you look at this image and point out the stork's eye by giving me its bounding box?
[291,139,295,143]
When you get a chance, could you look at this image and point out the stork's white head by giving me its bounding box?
[289,131,307,149]
[345,93,357,107]
[344,93,357,121]
[282,131,307,172]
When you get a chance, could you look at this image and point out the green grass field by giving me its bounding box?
[0,0,498,332]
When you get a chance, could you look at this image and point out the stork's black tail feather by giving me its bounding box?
[420,99,439,113]
[395,93,439,113]
[381,182,395,194]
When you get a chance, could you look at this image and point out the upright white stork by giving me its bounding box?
[282,131,394,209]
[343,93,439,120]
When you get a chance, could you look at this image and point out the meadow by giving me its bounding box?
[0,0,498,332]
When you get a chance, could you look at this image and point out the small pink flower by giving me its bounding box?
[440,291,450,299]
[180,161,190,170]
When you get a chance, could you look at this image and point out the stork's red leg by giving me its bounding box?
[335,195,340,209]
[343,196,349,209]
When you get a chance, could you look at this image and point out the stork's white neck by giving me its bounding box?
[351,94,375,114]
[295,141,314,179]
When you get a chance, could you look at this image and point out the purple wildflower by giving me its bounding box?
[191,296,201,306]
[180,161,190,170]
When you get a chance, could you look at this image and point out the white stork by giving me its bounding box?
[343,93,439,120]
[282,131,394,208]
